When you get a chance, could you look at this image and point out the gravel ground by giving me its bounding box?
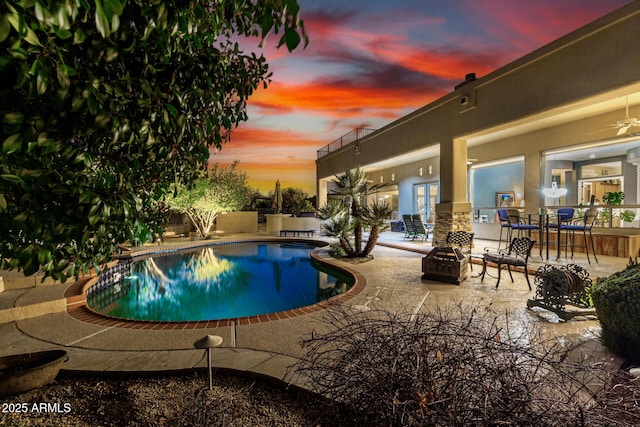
[2,369,639,426]
[0,373,343,427]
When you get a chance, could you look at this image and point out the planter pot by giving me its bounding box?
[0,350,68,396]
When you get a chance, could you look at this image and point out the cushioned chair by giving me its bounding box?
[563,207,599,264]
[446,231,474,271]
[480,236,536,290]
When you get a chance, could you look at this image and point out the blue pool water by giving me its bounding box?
[86,242,353,322]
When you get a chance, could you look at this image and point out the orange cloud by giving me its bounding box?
[251,81,446,118]
[210,157,317,195]
[208,126,322,195]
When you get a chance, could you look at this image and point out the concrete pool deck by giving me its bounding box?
[0,232,630,389]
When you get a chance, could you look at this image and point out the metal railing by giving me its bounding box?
[472,204,640,228]
[317,128,377,159]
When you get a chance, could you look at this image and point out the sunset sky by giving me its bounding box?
[209,0,632,196]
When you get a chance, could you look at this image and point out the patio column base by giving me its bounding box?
[433,202,473,246]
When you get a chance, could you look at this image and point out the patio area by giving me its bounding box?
[0,231,630,389]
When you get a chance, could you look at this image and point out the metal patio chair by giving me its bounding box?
[480,236,536,290]
[446,230,475,271]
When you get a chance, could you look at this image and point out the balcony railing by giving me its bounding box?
[317,128,377,159]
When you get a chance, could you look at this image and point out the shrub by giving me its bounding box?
[592,263,640,363]
[292,303,623,426]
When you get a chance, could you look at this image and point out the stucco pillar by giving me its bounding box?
[317,178,329,208]
[433,138,472,245]
[524,150,543,212]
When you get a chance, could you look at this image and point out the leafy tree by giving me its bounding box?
[281,187,306,215]
[269,186,312,215]
[318,168,393,258]
[168,162,251,238]
[0,0,307,280]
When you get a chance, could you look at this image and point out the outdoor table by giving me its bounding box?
[526,212,564,261]
[526,213,549,260]
[536,210,564,261]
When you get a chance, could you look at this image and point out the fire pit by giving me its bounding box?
[422,246,469,285]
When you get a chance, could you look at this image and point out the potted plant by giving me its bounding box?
[602,191,625,205]
[621,209,636,223]
[602,191,637,223]
[602,191,627,226]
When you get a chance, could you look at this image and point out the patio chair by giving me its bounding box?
[480,236,536,290]
[411,214,431,242]
[446,231,475,271]
[563,207,599,264]
[402,214,417,240]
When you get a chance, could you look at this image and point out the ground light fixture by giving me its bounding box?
[194,335,223,391]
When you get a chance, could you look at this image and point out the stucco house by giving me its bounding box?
[316,2,640,257]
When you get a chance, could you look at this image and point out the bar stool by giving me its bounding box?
[563,207,599,264]
[547,208,575,259]
[497,209,512,250]
[507,209,539,239]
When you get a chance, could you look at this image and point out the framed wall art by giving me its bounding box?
[496,191,515,207]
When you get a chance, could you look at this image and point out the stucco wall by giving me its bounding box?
[216,211,258,233]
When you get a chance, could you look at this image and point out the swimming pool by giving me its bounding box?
[86,241,353,322]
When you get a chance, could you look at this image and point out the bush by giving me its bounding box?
[592,263,640,363]
[292,303,628,426]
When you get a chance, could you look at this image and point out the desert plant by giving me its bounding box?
[318,168,393,258]
[592,263,640,363]
[292,303,628,426]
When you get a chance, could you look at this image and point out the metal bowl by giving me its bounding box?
[0,350,68,396]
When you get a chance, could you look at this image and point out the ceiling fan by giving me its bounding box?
[609,95,640,135]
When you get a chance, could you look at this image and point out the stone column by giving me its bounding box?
[433,202,473,246]
[433,138,473,245]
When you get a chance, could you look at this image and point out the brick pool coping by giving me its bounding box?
[64,237,366,329]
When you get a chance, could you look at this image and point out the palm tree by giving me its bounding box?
[319,168,393,258]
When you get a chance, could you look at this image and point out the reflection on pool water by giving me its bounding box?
[86,242,353,322]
